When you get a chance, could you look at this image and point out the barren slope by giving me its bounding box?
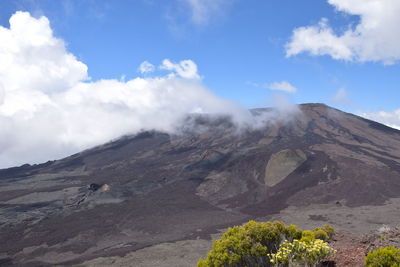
[1,103,400,266]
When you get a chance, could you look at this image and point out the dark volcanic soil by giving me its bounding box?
[1,103,400,266]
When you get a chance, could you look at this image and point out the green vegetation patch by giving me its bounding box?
[197,220,335,267]
[365,246,400,267]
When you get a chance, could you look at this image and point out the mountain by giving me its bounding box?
[1,103,400,266]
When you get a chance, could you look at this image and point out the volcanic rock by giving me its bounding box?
[1,103,400,266]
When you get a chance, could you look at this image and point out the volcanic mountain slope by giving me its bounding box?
[1,103,400,266]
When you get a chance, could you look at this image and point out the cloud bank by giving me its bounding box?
[286,0,400,65]
[0,11,255,168]
[360,110,400,130]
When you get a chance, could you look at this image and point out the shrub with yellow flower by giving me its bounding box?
[197,221,335,267]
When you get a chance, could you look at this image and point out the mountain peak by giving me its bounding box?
[1,105,400,265]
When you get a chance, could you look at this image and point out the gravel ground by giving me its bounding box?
[74,198,400,267]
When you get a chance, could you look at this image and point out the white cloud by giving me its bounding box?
[0,12,88,93]
[0,83,4,105]
[359,110,400,130]
[182,0,232,25]
[248,81,298,93]
[333,87,349,105]
[286,0,400,65]
[269,94,300,114]
[159,59,201,80]
[0,11,255,168]
[138,61,155,74]
[266,81,298,93]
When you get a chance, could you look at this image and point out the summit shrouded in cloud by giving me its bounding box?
[0,11,252,168]
[0,0,400,167]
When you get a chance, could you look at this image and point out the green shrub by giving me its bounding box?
[284,224,303,241]
[310,225,334,242]
[300,230,316,243]
[321,225,335,238]
[197,221,335,267]
[365,246,400,267]
[313,229,329,241]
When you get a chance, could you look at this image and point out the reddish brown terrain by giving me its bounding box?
[1,103,400,266]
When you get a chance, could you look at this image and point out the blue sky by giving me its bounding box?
[0,0,400,167]
[1,0,398,111]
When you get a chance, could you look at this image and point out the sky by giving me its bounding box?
[0,0,400,168]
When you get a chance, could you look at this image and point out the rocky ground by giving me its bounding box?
[328,227,400,266]
[72,200,400,267]
[71,228,400,267]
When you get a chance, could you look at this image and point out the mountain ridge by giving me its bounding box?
[1,103,400,266]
